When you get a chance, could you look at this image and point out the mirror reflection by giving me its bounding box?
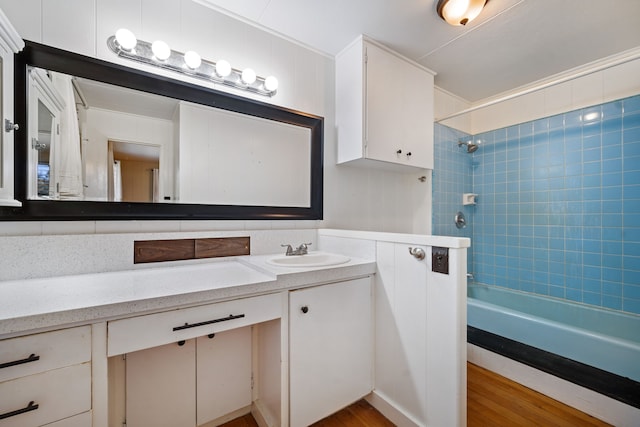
[26,67,312,208]
[36,100,53,197]
[0,57,3,190]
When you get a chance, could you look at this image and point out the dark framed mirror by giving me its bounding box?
[1,41,323,221]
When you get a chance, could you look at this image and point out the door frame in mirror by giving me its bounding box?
[4,41,323,221]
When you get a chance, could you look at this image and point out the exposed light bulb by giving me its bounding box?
[115,28,137,51]
[241,68,256,85]
[215,60,231,78]
[184,51,201,70]
[264,75,278,92]
[151,40,171,61]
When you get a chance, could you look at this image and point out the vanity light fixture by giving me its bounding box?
[215,59,232,78]
[115,28,137,51]
[107,29,279,96]
[241,68,257,85]
[183,50,202,69]
[436,0,488,26]
[264,75,279,92]
[151,40,171,61]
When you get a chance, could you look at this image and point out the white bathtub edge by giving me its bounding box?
[468,343,640,427]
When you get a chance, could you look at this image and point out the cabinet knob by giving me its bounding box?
[177,340,186,346]
[300,305,309,314]
[406,152,412,157]
[396,149,402,154]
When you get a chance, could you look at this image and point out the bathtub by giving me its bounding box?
[467,285,640,382]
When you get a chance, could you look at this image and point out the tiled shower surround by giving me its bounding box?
[433,94,640,315]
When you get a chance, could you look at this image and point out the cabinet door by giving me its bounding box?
[126,340,196,427]
[365,42,433,169]
[196,327,252,425]
[0,17,22,207]
[289,278,373,427]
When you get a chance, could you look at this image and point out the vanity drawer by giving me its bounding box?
[0,363,91,427]
[0,326,91,383]
[108,293,282,356]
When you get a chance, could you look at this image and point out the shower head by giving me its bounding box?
[458,139,478,153]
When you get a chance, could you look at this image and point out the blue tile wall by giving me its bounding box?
[435,95,640,315]
[432,124,473,273]
[432,124,473,238]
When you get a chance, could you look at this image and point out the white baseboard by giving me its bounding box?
[365,391,422,427]
[468,343,640,427]
[252,399,278,427]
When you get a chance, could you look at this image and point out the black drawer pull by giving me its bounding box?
[172,314,245,331]
[0,401,39,420]
[0,353,40,370]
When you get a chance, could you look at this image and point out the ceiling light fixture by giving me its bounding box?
[107,30,279,97]
[436,0,488,26]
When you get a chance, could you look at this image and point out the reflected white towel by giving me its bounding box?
[51,72,84,198]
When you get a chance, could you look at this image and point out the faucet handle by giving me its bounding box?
[298,242,312,251]
[281,244,293,255]
[296,242,312,255]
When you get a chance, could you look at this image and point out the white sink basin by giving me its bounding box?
[267,252,350,268]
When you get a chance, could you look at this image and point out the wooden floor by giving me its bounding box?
[219,363,611,427]
[467,363,610,427]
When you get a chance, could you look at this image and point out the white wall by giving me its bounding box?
[436,50,640,135]
[0,0,431,237]
[434,86,472,134]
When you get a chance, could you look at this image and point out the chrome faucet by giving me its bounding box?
[281,243,312,256]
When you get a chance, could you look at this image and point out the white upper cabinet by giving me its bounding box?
[336,36,435,170]
[0,8,24,207]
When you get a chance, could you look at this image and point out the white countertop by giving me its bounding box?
[0,253,376,338]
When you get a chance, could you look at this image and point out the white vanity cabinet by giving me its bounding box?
[108,293,282,427]
[125,328,252,427]
[289,277,373,427]
[0,326,92,427]
[0,9,24,206]
[125,339,196,427]
[336,36,435,170]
